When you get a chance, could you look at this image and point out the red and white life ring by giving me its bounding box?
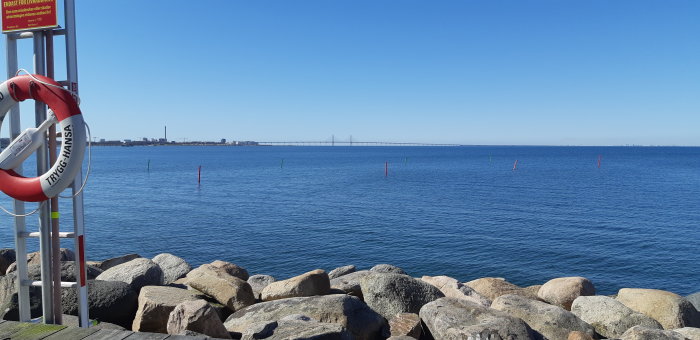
[0,74,86,202]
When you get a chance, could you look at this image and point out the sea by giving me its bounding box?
[0,146,698,296]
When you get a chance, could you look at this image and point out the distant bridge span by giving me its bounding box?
[258,141,462,146]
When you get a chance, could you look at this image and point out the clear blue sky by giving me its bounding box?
[2,1,699,145]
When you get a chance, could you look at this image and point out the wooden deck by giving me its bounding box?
[0,320,222,340]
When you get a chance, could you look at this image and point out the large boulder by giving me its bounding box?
[330,270,369,299]
[152,253,191,285]
[224,294,386,340]
[328,265,356,279]
[388,313,421,338]
[248,274,276,300]
[360,273,444,319]
[620,326,687,340]
[421,275,491,307]
[538,276,595,310]
[6,248,75,274]
[27,261,102,281]
[492,294,596,340]
[95,258,164,292]
[466,277,539,301]
[261,269,330,301]
[240,318,352,340]
[687,292,700,312]
[370,264,407,275]
[166,299,231,339]
[420,297,535,339]
[62,280,138,329]
[673,327,700,339]
[571,295,662,338]
[186,269,255,312]
[0,248,16,274]
[92,253,141,271]
[616,288,700,329]
[132,285,205,333]
[194,260,249,281]
[0,271,42,320]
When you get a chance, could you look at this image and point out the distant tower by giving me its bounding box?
[164,126,167,142]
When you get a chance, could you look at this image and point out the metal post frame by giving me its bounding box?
[64,0,90,328]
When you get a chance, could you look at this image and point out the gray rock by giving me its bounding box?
[421,275,491,307]
[0,248,16,274]
[571,295,662,338]
[5,248,75,274]
[261,269,330,301]
[491,294,596,340]
[166,299,231,339]
[152,253,191,285]
[224,294,386,340]
[537,276,595,311]
[62,280,138,329]
[617,288,700,329]
[240,319,352,340]
[370,264,407,275]
[248,274,276,300]
[330,270,369,299]
[466,277,540,301]
[328,265,357,279]
[27,261,102,282]
[389,313,421,338]
[132,285,205,333]
[672,327,700,339]
[93,253,141,271]
[620,326,686,340]
[420,297,535,340]
[0,271,42,320]
[687,292,700,312]
[95,258,164,292]
[360,272,444,319]
[387,337,419,340]
[187,269,255,312]
[205,260,249,281]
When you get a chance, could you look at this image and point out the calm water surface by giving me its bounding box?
[1,146,698,295]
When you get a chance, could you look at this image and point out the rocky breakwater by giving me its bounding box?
[0,250,698,340]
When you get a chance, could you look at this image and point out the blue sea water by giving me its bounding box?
[0,146,698,296]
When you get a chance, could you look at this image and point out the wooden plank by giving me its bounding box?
[9,323,66,340]
[42,326,100,340]
[0,321,34,338]
[163,335,209,340]
[81,329,134,340]
[123,332,170,340]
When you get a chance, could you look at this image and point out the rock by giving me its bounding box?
[370,264,407,275]
[62,280,138,328]
[568,331,595,340]
[492,294,596,340]
[328,265,356,279]
[620,326,686,340]
[571,295,662,338]
[687,292,700,312]
[672,327,700,339]
[0,248,16,274]
[6,248,75,274]
[420,297,535,339]
[330,270,369,299]
[166,299,231,339]
[389,313,421,338]
[27,261,102,281]
[248,274,275,300]
[261,269,330,301]
[465,277,539,301]
[240,319,352,340]
[186,269,255,312]
[152,253,191,285]
[421,275,491,306]
[387,337,419,340]
[95,258,164,292]
[617,288,700,329]
[538,276,596,310]
[132,285,205,333]
[224,294,386,340]
[360,273,444,319]
[205,260,249,281]
[93,253,141,271]
[0,271,43,320]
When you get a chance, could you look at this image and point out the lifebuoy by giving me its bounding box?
[0,74,86,202]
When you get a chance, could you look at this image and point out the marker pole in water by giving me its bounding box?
[281,159,284,169]
[147,160,150,172]
[385,162,388,177]
[513,159,518,171]
[597,155,602,168]
[198,166,202,184]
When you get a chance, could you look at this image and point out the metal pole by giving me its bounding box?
[46,30,63,325]
[6,33,31,323]
[65,0,90,328]
[33,30,55,324]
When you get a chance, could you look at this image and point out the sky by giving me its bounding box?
[1,0,699,145]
